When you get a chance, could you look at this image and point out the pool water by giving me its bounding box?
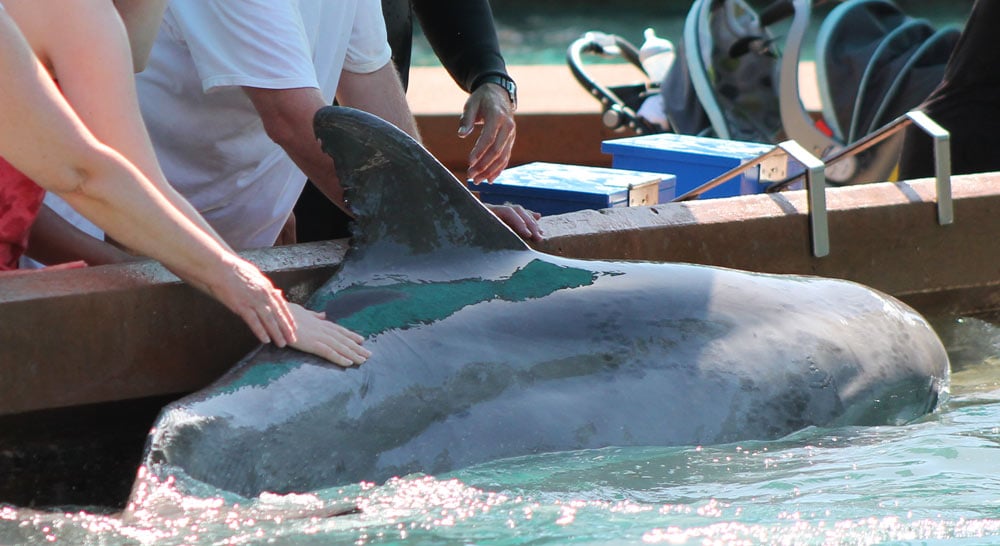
[413,0,976,67]
[3,314,1000,545]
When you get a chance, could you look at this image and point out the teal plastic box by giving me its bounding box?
[601,133,775,199]
[470,162,676,216]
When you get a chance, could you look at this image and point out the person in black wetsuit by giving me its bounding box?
[898,0,1000,180]
[384,0,519,184]
[294,0,529,242]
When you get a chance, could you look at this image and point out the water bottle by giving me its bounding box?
[639,28,675,83]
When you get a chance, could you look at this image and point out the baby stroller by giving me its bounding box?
[567,0,961,186]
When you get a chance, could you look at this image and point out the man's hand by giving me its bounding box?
[460,83,515,184]
[486,203,542,242]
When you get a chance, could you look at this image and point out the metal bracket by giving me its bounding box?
[667,110,954,258]
[672,141,829,257]
[779,140,828,257]
[905,111,953,225]
[767,111,953,225]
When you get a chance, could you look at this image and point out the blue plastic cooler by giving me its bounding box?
[469,162,676,216]
[602,133,775,199]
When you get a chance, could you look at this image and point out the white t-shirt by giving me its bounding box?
[136,0,391,249]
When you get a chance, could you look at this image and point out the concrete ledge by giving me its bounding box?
[0,241,347,416]
[2,175,998,417]
[534,174,1000,317]
[0,63,982,417]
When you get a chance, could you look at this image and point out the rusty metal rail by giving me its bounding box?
[669,111,953,257]
[672,140,829,257]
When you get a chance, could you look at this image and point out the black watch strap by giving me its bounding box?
[472,73,517,109]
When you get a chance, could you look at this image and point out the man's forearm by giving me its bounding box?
[244,85,352,211]
[337,63,421,141]
[245,64,420,211]
[413,0,508,91]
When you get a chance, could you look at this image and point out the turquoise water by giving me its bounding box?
[413,0,976,66]
[3,315,1000,544]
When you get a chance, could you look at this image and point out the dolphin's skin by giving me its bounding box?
[141,107,949,498]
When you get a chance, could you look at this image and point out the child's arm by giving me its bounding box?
[25,205,136,266]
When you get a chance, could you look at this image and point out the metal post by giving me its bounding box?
[905,111,953,225]
[671,141,828,257]
[777,140,828,257]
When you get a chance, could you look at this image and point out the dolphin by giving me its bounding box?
[140,106,949,498]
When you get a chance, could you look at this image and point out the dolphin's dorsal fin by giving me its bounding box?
[313,106,529,266]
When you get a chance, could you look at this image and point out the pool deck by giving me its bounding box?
[0,64,984,419]
[0,60,977,419]
[2,173,998,418]
[408,62,823,174]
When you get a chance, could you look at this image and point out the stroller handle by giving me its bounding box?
[566,32,662,135]
[568,31,644,72]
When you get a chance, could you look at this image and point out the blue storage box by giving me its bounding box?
[470,162,676,216]
[602,133,777,199]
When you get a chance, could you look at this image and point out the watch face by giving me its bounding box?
[502,79,517,107]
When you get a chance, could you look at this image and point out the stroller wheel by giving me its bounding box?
[603,105,627,130]
[824,151,858,184]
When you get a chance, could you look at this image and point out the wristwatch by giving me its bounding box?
[473,73,517,110]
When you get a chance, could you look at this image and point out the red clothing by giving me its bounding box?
[0,157,45,270]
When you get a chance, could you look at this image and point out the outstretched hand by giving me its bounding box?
[207,255,298,349]
[486,203,543,242]
[287,304,371,367]
[205,256,369,367]
[459,83,516,184]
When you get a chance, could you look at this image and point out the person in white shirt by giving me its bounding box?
[294,0,533,244]
[23,1,537,264]
[134,0,540,250]
[130,0,387,249]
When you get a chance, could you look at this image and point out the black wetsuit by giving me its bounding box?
[293,0,511,242]
[384,0,509,91]
[898,0,1000,179]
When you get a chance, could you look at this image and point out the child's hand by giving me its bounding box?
[287,303,371,367]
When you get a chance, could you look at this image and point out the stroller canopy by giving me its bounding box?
[664,0,784,143]
[816,0,961,144]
